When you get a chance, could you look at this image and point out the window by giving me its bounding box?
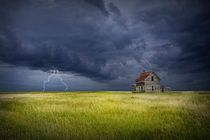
[152,86,154,91]
[151,76,154,81]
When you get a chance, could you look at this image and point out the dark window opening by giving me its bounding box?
[151,76,154,81]
[152,86,154,91]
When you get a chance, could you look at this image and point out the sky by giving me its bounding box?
[0,0,210,91]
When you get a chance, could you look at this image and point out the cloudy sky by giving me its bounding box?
[0,0,209,91]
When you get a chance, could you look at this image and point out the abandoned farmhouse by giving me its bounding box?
[132,70,172,93]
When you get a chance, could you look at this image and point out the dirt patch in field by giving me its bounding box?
[0,94,37,98]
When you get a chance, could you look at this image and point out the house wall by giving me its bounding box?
[145,72,160,93]
[136,81,145,92]
[136,86,145,92]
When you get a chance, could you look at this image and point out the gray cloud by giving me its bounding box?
[84,0,109,16]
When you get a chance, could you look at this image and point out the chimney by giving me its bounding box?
[142,69,145,73]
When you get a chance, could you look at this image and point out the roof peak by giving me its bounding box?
[136,71,152,82]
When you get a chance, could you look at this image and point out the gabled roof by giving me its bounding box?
[135,72,152,82]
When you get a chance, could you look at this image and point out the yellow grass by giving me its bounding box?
[0,91,209,140]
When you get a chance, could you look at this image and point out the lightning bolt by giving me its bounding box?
[43,70,68,91]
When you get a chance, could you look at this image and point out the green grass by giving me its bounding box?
[0,91,209,140]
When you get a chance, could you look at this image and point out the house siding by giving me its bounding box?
[145,72,160,93]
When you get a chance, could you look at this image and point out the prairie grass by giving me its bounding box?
[0,91,209,140]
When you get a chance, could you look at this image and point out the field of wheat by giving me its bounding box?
[0,91,209,140]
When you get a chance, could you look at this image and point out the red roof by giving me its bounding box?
[135,72,151,82]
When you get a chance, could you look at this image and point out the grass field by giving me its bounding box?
[0,91,209,140]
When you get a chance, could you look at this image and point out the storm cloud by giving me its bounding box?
[0,0,210,90]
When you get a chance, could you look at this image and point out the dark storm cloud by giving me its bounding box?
[84,0,109,16]
[108,2,120,16]
[0,0,142,81]
[146,0,210,74]
[107,2,127,29]
[0,0,210,90]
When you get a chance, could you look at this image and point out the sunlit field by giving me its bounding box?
[0,91,209,140]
